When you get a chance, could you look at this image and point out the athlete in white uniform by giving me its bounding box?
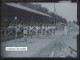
[45,26,49,37]
[49,25,52,35]
[48,26,51,35]
[15,24,22,40]
[52,25,55,35]
[17,24,21,32]
[64,25,68,35]
[32,25,37,37]
[23,26,28,42]
[29,26,33,38]
[42,25,45,36]
[36,26,40,37]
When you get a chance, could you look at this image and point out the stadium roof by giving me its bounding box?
[5,3,52,18]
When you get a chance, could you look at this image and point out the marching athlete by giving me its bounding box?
[52,25,55,35]
[45,25,49,37]
[64,25,68,35]
[42,25,46,36]
[29,26,33,38]
[36,25,40,38]
[23,25,28,43]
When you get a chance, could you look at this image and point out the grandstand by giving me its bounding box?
[1,3,54,42]
[1,3,53,26]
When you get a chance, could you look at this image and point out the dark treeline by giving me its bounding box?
[20,3,67,24]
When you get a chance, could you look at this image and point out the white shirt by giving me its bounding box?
[23,26,28,34]
[45,27,48,30]
[24,26,28,29]
[48,26,51,30]
[36,26,41,30]
[29,26,33,30]
[52,26,55,29]
[64,26,68,35]
[23,29,27,34]
[8,26,13,28]
[42,26,45,30]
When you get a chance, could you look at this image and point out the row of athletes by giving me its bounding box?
[23,25,56,37]
[6,24,56,36]
[22,25,56,41]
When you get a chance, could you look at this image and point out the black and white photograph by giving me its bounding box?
[1,1,79,58]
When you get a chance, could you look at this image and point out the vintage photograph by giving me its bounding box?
[1,1,78,58]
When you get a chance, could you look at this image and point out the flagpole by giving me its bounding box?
[54,3,56,34]
[15,16,17,39]
[5,27,6,40]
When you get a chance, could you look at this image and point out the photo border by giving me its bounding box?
[0,0,79,60]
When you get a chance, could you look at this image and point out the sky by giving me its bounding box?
[33,1,77,22]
